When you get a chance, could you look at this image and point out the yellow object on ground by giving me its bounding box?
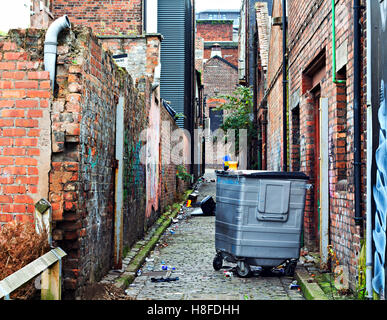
[228,161,238,170]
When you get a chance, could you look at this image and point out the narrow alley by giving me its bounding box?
[117,170,304,301]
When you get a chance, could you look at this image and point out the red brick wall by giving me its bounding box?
[0,30,51,226]
[51,0,143,36]
[196,21,233,42]
[266,0,284,172]
[287,0,366,289]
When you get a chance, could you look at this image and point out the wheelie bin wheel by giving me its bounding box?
[213,255,223,271]
[236,261,251,278]
[284,260,297,276]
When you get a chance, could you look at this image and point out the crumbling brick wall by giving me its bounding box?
[47,26,129,297]
[0,23,190,300]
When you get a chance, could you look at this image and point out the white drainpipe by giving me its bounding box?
[44,15,71,92]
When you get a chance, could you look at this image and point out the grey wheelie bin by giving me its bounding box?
[212,170,309,277]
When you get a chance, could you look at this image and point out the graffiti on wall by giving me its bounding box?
[371,0,387,296]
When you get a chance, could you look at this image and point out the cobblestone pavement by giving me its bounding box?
[124,170,305,300]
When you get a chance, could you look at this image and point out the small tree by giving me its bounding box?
[215,86,255,157]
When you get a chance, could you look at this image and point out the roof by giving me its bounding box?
[204,41,238,49]
[204,55,238,71]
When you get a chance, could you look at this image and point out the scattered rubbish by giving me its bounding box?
[172,218,179,224]
[188,192,198,202]
[223,271,233,278]
[136,269,142,276]
[161,265,176,271]
[147,265,154,271]
[200,196,216,216]
[289,280,300,290]
[145,257,154,262]
[186,200,192,207]
[169,229,175,235]
[151,277,179,283]
[244,294,249,300]
[190,208,204,216]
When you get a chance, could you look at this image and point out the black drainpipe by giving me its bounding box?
[282,0,288,172]
[353,0,362,226]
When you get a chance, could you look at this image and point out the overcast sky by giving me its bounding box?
[195,0,242,13]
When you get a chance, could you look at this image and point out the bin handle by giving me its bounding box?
[258,214,288,222]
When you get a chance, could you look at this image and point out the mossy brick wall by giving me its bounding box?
[0,29,51,227]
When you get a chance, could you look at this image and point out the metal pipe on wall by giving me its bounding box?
[353,0,362,226]
[44,15,71,92]
[282,0,288,172]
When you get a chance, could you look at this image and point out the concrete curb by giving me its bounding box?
[295,267,328,300]
[114,190,193,290]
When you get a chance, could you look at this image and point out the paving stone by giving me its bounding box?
[124,171,305,301]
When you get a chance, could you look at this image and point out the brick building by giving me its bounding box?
[264,0,284,172]
[196,20,239,68]
[203,54,238,168]
[259,0,368,292]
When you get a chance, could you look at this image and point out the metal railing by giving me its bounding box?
[0,247,66,300]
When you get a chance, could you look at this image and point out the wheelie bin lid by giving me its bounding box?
[215,170,309,180]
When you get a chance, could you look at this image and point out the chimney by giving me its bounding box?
[211,43,222,58]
